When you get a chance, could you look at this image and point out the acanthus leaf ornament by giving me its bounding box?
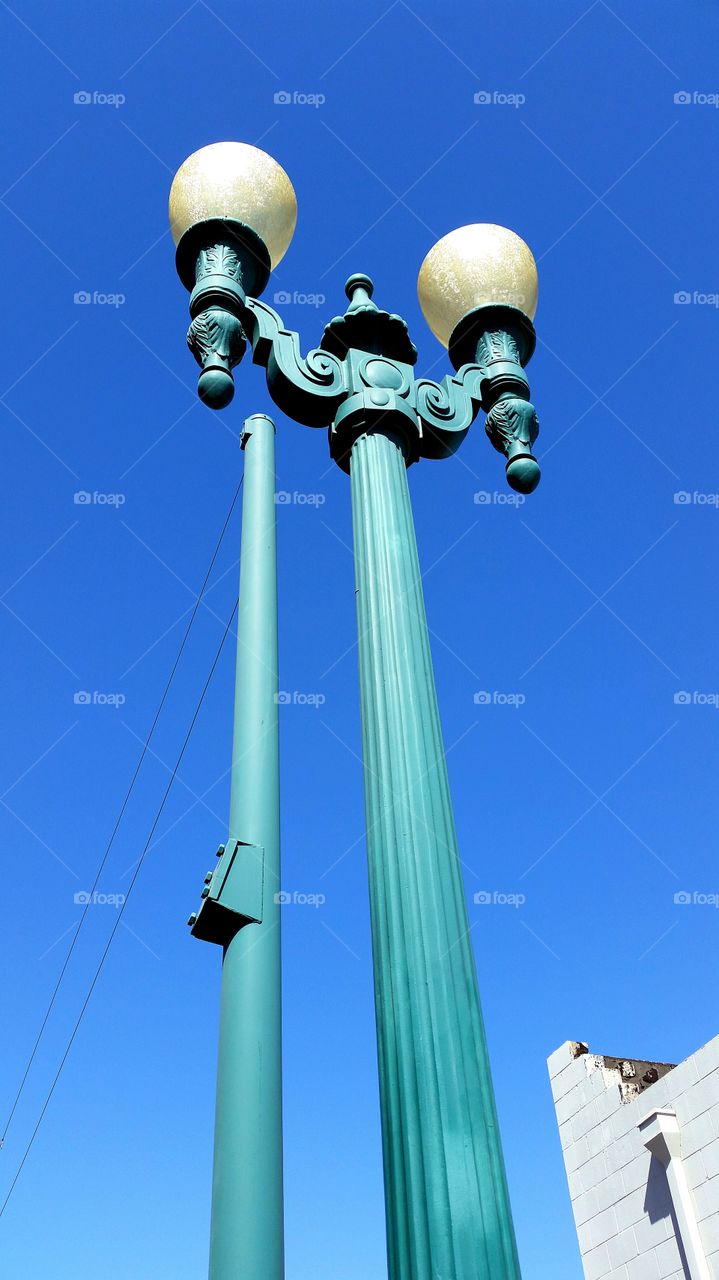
[195,242,244,283]
[475,328,522,367]
[484,394,541,494]
[187,307,246,410]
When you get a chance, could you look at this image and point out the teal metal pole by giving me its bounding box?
[207,413,283,1280]
[350,427,521,1280]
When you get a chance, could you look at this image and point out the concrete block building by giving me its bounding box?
[549,1036,719,1279]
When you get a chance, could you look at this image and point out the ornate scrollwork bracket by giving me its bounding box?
[241,275,422,471]
[173,243,544,491]
[241,298,347,428]
[414,366,484,460]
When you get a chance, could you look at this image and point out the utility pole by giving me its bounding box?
[188,413,283,1280]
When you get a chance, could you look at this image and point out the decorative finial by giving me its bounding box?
[345,273,375,308]
[319,272,417,364]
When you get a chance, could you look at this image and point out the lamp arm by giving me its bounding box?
[414,365,485,459]
[241,297,347,428]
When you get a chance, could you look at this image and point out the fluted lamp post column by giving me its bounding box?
[170,141,544,1280]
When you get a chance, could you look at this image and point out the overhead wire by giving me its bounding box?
[0,591,239,1218]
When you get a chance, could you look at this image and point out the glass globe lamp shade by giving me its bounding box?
[168,141,297,268]
[417,223,538,348]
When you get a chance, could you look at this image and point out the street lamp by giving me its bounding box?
[170,139,543,1280]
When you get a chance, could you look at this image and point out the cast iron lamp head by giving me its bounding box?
[169,141,543,493]
[169,142,297,409]
[418,225,540,493]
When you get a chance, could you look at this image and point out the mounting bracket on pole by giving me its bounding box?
[187,838,265,946]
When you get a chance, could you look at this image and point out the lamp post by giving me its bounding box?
[171,141,543,1280]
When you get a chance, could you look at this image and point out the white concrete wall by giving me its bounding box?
[549,1037,719,1280]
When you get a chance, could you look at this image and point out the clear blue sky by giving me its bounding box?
[0,2,716,1276]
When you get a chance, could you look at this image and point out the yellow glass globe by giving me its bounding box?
[417,224,538,347]
[168,141,297,267]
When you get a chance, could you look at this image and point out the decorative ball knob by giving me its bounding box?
[345,273,374,301]
[506,456,541,494]
[198,367,235,410]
